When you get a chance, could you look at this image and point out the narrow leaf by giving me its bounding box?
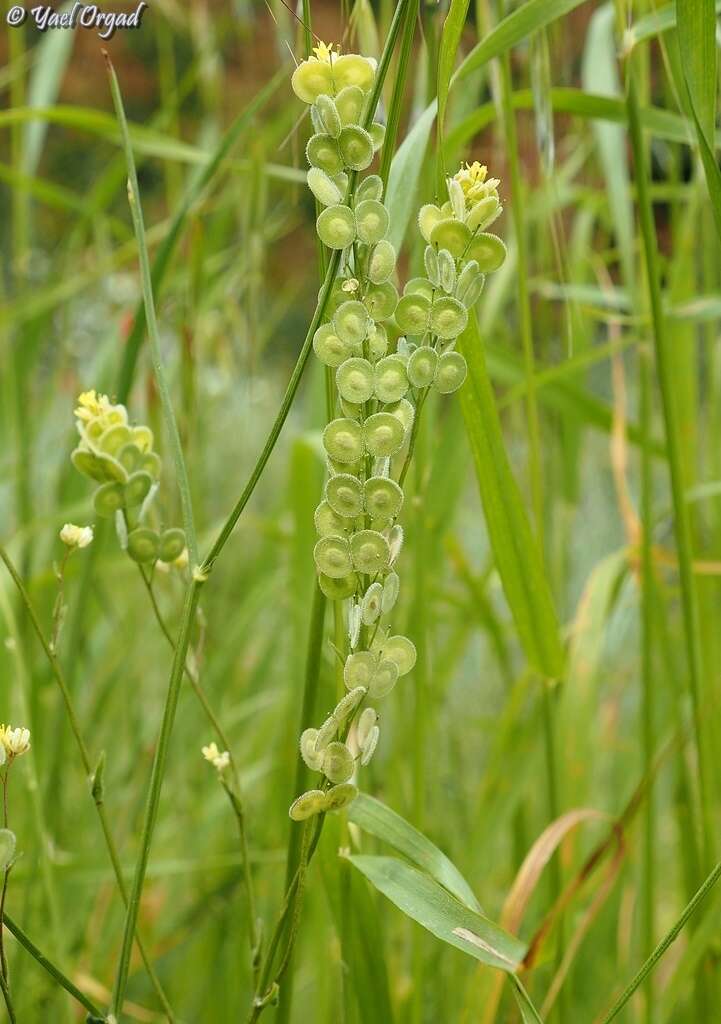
[386,100,437,251]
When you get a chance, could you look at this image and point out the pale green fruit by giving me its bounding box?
[395,293,431,336]
[368,322,389,360]
[407,345,439,388]
[322,741,354,784]
[466,232,507,273]
[374,355,409,403]
[323,782,358,812]
[336,357,374,404]
[438,248,457,293]
[385,398,415,433]
[364,477,403,520]
[323,417,364,463]
[306,133,343,175]
[314,535,353,578]
[430,218,472,258]
[363,412,405,457]
[317,204,356,249]
[338,125,374,170]
[333,53,376,92]
[424,245,439,286]
[289,789,326,821]
[403,276,435,301]
[368,659,399,698]
[315,94,341,137]
[300,728,324,771]
[466,195,501,232]
[430,295,468,340]
[360,724,380,766]
[314,500,348,536]
[418,203,444,242]
[291,59,333,103]
[333,300,370,345]
[307,167,342,207]
[158,528,186,563]
[381,571,400,613]
[356,707,378,748]
[380,634,417,675]
[318,572,358,600]
[369,121,386,151]
[98,423,132,456]
[124,470,152,508]
[313,322,354,367]
[325,473,364,518]
[355,173,383,203]
[314,714,338,752]
[335,84,364,126]
[334,686,367,725]
[360,581,383,625]
[126,527,159,564]
[93,481,124,518]
[435,351,468,394]
[368,239,396,284]
[355,199,389,244]
[363,281,398,321]
[447,176,466,220]
[344,651,378,689]
[350,529,391,574]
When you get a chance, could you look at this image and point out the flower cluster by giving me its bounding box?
[287,51,506,822]
[0,725,31,765]
[70,390,186,566]
[202,741,230,773]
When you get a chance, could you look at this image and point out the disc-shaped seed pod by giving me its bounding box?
[327,456,363,477]
[314,500,348,537]
[435,351,468,394]
[338,125,374,170]
[438,248,457,294]
[335,84,364,126]
[380,634,417,675]
[289,789,326,821]
[364,477,404,520]
[466,232,507,273]
[306,133,343,175]
[93,481,125,518]
[381,570,400,613]
[430,218,472,258]
[339,398,363,420]
[124,470,153,508]
[307,167,343,207]
[385,398,415,433]
[350,529,391,574]
[356,175,384,204]
[403,276,435,302]
[388,524,404,563]
[336,357,374,404]
[355,199,389,245]
[334,686,367,725]
[368,658,399,698]
[360,581,383,625]
[117,443,142,474]
[291,59,333,103]
[360,724,380,766]
[363,412,405,457]
[98,423,132,457]
[430,295,468,340]
[333,300,370,345]
[447,176,466,220]
[332,53,376,92]
[374,355,408,403]
[158,528,186,563]
[369,122,386,151]
[314,714,338,752]
[71,448,121,483]
[324,782,358,812]
[325,473,364,518]
[356,707,377,748]
[322,741,354,784]
[310,104,324,134]
[140,451,162,478]
[333,170,349,194]
[364,282,398,321]
[317,204,356,249]
[318,572,358,600]
[408,345,439,388]
[424,245,440,286]
[466,195,501,233]
[323,417,364,463]
[314,535,353,578]
[126,527,160,564]
[299,728,324,771]
[418,203,444,242]
[457,270,485,308]
[395,293,431,336]
[344,651,378,689]
[368,323,388,361]
[315,94,341,137]
[368,239,396,284]
[313,322,353,367]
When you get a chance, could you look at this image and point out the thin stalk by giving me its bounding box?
[0,964,16,1024]
[222,783,261,979]
[378,0,418,189]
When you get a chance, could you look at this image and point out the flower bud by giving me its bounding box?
[325,473,364,518]
[323,417,364,463]
[317,204,356,249]
[336,357,375,404]
[350,529,391,574]
[363,477,403,520]
[339,125,374,170]
[435,351,468,394]
[314,535,353,578]
[363,412,405,457]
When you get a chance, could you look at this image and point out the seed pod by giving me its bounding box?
[368,322,389,360]
[291,60,334,103]
[335,84,364,126]
[466,195,501,233]
[363,412,405,457]
[289,789,326,821]
[314,500,348,536]
[364,477,403,520]
[360,581,383,625]
[424,245,440,286]
[314,715,338,752]
[323,782,358,812]
[328,456,363,477]
[385,398,415,433]
[368,659,399,698]
[418,203,444,242]
[380,634,417,676]
[355,199,389,245]
[306,133,343,175]
[338,125,374,171]
[310,104,324,134]
[317,204,356,249]
[98,423,132,457]
[314,535,353,578]
[369,122,386,152]
[333,300,370,345]
[71,447,114,482]
[326,474,364,518]
[348,599,362,648]
[430,218,471,258]
[307,167,343,207]
[313,322,353,367]
[388,524,404,563]
[318,572,358,600]
[320,278,348,318]
[336,357,374,404]
[344,650,378,689]
[158,528,186,563]
[438,248,457,293]
[140,451,162,478]
[381,570,400,613]
[368,239,396,284]
[339,398,363,421]
[323,417,364,463]
[333,53,376,92]
[126,527,159,564]
[356,175,383,204]
[430,295,468,340]
[360,724,380,766]
[407,345,439,388]
[334,170,350,195]
[456,258,481,300]
[350,529,391,574]
[116,442,142,474]
[315,94,341,137]
[364,282,398,321]
[374,355,408,403]
[124,470,153,508]
[466,232,507,273]
[435,351,468,394]
[403,277,435,302]
[300,728,324,771]
[323,741,355,783]
[457,271,485,308]
[93,481,125,518]
[447,176,466,221]
[395,293,431,336]
[334,686,367,724]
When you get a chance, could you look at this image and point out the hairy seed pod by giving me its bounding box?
[314,500,348,536]
[117,442,142,474]
[356,707,377,748]
[350,529,391,574]
[467,232,507,273]
[310,104,324,134]
[349,600,362,648]
[291,60,334,103]
[407,345,439,388]
[339,398,363,420]
[124,470,153,508]
[313,323,353,367]
[333,300,370,345]
[317,204,356,249]
[326,473,364,518]
[430,295,468,340]
[381,634,417,676]
[430,218,471,258]
[385,398,415,433]
[333,53,376,92]
[369,122,386,152]
[369,659,399,698]
[158,528,186,563]
[318,572,358,600]
[435,351,468,394]
[289,789,326,821]
[403,276,435,302]
[307,167,343,207]
[395,293,431,336]
[466,195,501,233]
[71,448,116,483]
[374,355,408,403]
[438,248,457,293]
[334,170,350,195]
[382,570,400,613]
[93,481,125,518]
[356,173,383,203]
[338,125,374,170]
[314,535,353,578]
[368,239,396,284]
[328,457,363,478]
[306,133,343,175]
[323,782,358,812]
[323,417,364,463]
[126,527,159,564]
[336,357,375,404]
[447,176,466,221]
[388,524,404,563]
[364,281,398,321]
[335,84,364,126]
[418,203,444,242]
[456,258,480,298]
[344,651,378,689]
[360,724,380,766]
[360,581,383,625]
[315,94,341,137]
[314,715,338,753]
[334,686,367,724]
[300,728,324,771]
[322,741,355,784]
[355,199,389,245]
[368,322,389,360]
[364,477,403,520]
[457,270,485,308]
[363,412,405,457]
[424,245,440,286]
[140,451,162,478]
[98,423,132,457]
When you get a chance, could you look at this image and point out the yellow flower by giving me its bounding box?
[312,40,337,64]
[60,523,94,549]
[453,162,500,209]
[0,724,31,760]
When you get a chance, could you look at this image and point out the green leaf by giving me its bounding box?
[678,0,717,141]
[386,100,437,251]
[437,0,471,185]
[348,793,482,911]
[346,854,526,972]
[625,0,721,52]
[457,311,565,678]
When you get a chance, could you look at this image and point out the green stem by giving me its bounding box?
[0,962,16,1024]
[222,783,261,980]
[379,0,419,189]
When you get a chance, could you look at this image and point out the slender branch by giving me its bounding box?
[0,964,16,1023]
